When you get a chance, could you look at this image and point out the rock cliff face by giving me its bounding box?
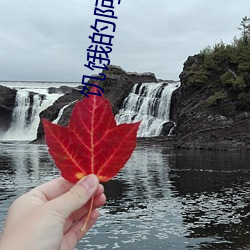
[174,55,250,150]
[0,85,17,133]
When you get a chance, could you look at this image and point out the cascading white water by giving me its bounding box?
[1,89,62,141]
[9,90,31,135]
[115,82,180,137]
[53,100,78,124]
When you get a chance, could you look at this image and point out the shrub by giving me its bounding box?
[221,71,246,91]
[233,76,246,91]
[221,71,236,86]
[186,64,209,86]
[200,46,213,55]
[207,91,228,106]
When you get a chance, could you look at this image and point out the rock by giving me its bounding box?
[170,87,181,122]
[36,88,83,139]
[235,112,249,121]
[160,122,175,136]
[136,136,175,148]
[175,54,250,151]
[0,85,17,133]
[48,86,75,94]
[26,91,46,123]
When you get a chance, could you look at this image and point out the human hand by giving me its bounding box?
[0,174,106,250]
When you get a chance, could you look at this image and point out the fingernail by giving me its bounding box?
[79,174,98,191]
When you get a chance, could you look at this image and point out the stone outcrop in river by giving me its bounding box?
[0,85,17,133]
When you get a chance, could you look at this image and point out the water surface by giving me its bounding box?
[0,142,250,249]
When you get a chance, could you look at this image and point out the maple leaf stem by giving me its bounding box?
[80,196,94,232]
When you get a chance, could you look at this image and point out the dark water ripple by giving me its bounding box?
[0,143,250,249]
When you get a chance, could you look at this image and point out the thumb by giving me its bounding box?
[47,174,99,219]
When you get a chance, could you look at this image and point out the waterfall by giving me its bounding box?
[1,89,62,141]
[53,100,78,124]
[115,82,180,137]
[8,90,31,135]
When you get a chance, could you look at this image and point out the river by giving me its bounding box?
[0,142,250,249]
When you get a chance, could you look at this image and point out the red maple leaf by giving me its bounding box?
[42,84,140,183]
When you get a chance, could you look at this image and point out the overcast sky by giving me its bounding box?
[0,0,249,82]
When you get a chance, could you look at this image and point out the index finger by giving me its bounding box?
[34,177,74,201]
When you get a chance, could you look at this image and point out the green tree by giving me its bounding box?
[186,16,250,111]
[206,91,228,106]
[238,16,250,44]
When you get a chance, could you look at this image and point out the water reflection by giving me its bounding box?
[1,143,250,249]
[0,143,57,190]
[83,146,188,249]
[170,150,250,249]
[0,142,58,230]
